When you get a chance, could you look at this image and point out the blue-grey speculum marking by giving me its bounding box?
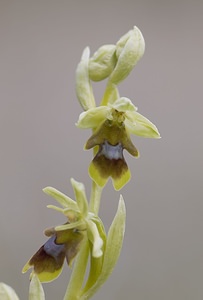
[99,141,123,160]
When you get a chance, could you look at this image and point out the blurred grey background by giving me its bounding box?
[1,0,203,299]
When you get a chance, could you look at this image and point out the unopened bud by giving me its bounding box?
[109,26,145,85]
[89,45,116,81]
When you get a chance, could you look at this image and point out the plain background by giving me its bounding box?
[1,1,203,299]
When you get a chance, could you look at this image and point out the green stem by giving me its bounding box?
[89,181,103,215]
[63,181,102,300]
[63,238,89,300]
[100,80,119,106]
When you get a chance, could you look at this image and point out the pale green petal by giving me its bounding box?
[43,187,78,209]
[46,204,64,213]
[86,219,103,258]
[111,97,137,112]
[76,106,110,129]
[0,283,20,300]
[55,220,84,231]
[29,274,45,300]
[71,178,88,217]
[125,111,160,138]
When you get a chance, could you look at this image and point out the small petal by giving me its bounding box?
[43,187,78,210]
[125,111,161,138]
[76,106,110,129]
[54,220,84,231]
[47,205,64,213]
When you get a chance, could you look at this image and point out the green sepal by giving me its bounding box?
[55,220,84,231]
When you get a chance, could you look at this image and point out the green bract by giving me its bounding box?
[77,97,160,190]
[80,195,126,300]
[0,283,20,300]
[29,274,45,300]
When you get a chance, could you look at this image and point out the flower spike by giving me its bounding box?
[22,26,160,300]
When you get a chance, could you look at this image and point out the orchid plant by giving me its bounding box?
[0,26,160,300]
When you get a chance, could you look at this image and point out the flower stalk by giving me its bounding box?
[2,25,161,300]
[63,238,90,300]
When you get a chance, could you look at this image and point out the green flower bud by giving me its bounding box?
[89,45,116,81]
[109,26,145,85]
[76,47,95,111]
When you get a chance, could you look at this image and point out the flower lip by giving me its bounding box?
[85,114,139,190]
[88,140,131,190]
[22,227,85,282]
[92,142,128,178]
